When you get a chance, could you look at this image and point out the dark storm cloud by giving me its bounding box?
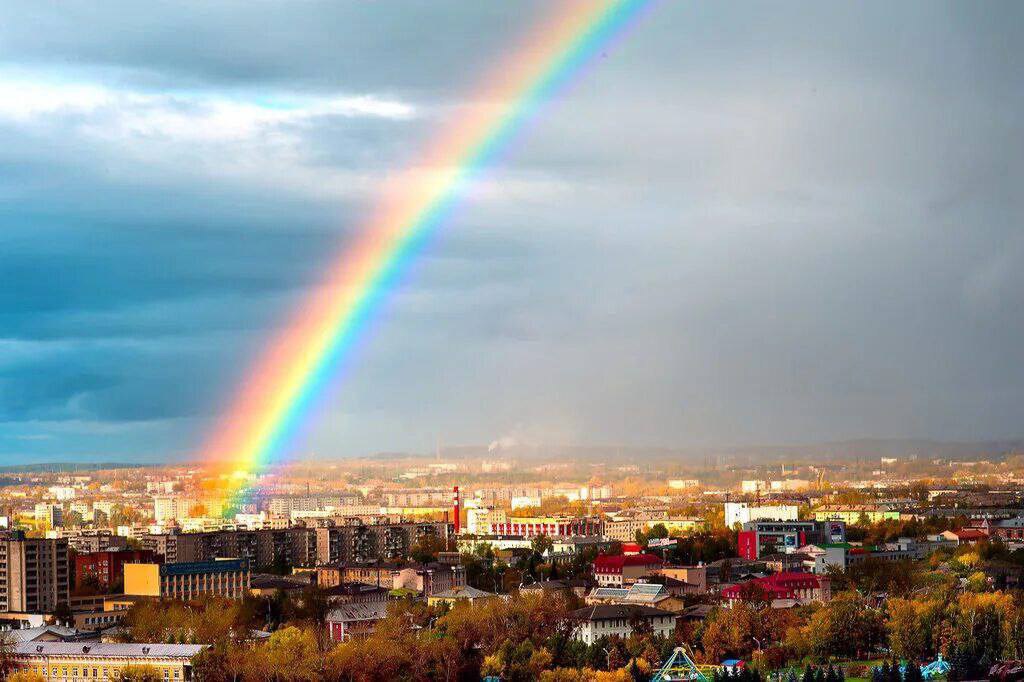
[0,1,1021,461]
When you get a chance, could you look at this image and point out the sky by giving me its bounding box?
[0,1,1022,463]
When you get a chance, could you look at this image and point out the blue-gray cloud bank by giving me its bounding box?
[0,1,1022,462]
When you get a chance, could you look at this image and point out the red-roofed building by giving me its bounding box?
[721,571,830,606]
[952,529,988,545]
[593,553,663,587]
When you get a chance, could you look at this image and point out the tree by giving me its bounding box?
[532,534,555,558]
[0,631,16,678]
[260,626,323,681]
[887,598,928,662]
[410,534,448,563]
[904,662,924,682]
[120,666,163,682]
[793,592,885,661]
[51,601,74,627]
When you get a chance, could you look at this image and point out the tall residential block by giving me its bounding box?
[0,530,70,613]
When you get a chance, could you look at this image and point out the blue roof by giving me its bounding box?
[160,559,248,575]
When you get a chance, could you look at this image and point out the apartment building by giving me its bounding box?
[314,519,451,565]
[34,503,64,529]
[141,528,317,569]
[124,560,250,600]
[48,529,128,554]
[604,517,647,543]
[266,495,362,517]
[464,507,507,535]
[0,531,70,614]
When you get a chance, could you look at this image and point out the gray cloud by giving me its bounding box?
[0,1,1022,462]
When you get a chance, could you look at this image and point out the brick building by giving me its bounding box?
[75,549,157,592]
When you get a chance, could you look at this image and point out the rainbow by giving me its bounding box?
[202,0,655,510]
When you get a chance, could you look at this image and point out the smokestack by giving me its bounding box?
[452,485,461,534]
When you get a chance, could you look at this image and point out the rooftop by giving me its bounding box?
[14,643,206,659]
[571,604,675,622]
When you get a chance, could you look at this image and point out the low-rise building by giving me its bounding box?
[724,503,799,528]
[322,581,390,605]
[317,562,406,589]
[11,642,206,681]
[392,562,466,596]
[990,517,1024,542]
[490,516,604,539]
[585,582,685,612]
[325,602,388,642]
[812,505,900,525]
[123,560,249,600]
[427,585,498,607]
[737,520,845,559]
[656,565,708,592]
[570,604,676,645]
[593,553,663,587]
[721,572,830,606]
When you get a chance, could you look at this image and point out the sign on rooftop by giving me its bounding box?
[648,538,677,548]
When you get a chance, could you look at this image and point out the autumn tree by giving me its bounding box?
[788,592,885,661]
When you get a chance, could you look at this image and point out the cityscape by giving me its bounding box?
[1,1,1022,682]
[4,452,1024,679]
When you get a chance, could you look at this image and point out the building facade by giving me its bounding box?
[12,642,205,681]
[570,605,676,645]
[314,519,451,565]
[0,530,70,614]
[593,553,663,587]
[737,520,846,559]
[490,516,604,539]
[74,549,156,592]
[123,560,249,600]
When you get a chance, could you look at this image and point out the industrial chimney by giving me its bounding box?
[452,485,461,534]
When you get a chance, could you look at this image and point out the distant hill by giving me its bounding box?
[0,462,157,473]
[424,438,1024,465]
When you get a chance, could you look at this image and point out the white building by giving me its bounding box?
[724,502,799,528]
[768,480,810,492]
[668,479,700,490]
[153,496,191,523]
[47,486,76,501]
[465,507,507,535]
[34,503,63,529]
[570,605,676,645]
[511,496,541,510]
